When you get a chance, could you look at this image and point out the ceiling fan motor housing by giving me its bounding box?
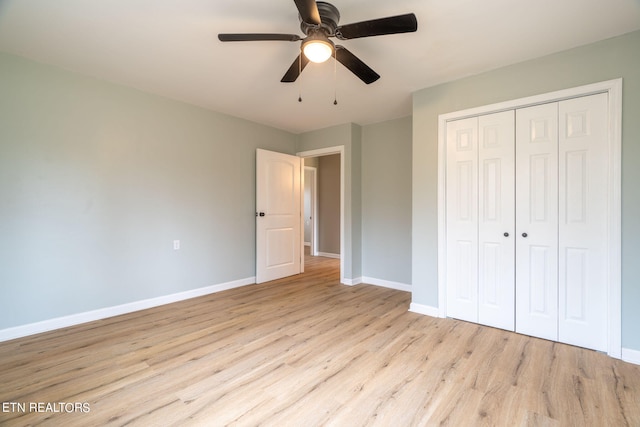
[299,1,340,36]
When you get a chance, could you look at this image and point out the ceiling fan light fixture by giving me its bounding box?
[302,35,334,63]
[219,2,418,84]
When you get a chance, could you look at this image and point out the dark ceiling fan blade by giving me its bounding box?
[218,33,301,42]
[335,46,380,84]
[281,54,311,83]
[336,13,417,40]
[293,0,321,25]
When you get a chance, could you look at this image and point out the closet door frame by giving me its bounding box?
[437,79,622,359]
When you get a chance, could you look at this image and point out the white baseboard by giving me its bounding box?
[622,347,640,365]
[317,252,340,259]
[362,276,411,293]
[409,302,441,318]
[341,277,361,286]
[0,277,256,343]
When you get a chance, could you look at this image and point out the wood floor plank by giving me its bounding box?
[1,255,639,426]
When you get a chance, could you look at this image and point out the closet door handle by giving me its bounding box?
[522,232,528,238]
[504,232,509,237]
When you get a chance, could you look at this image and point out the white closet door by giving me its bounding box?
[478,111,515,330]
[558,93,609,351]
[446,117,479,323]
[515,103,559,341]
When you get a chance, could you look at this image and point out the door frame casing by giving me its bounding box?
[437,79,622,358]
[297,146,345,284]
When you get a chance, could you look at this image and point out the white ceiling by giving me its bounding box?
[1,0,639,134]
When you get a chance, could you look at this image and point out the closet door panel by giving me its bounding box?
[515,103,559,341]
[478,111,515,330]
[558,93,608,351]
[446,117,479,323]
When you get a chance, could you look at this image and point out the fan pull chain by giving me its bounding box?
[298,54,302,103]
[333,49,338,105]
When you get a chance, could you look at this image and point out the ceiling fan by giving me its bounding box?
[218,0,418,85]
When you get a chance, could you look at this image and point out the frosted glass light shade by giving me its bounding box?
[303,40,333,63]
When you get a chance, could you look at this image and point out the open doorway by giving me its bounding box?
[303,165,317,256]
[304,155,340,259]
[297,146,345,283]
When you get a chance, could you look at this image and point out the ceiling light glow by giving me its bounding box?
[302,39,333,63]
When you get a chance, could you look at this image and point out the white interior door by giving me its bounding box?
[256,149,302,284]
[446,117,479,323]
[478,111,515,330]
[446,112,516,330]
[558,93,609,351]
[515,103,559,341]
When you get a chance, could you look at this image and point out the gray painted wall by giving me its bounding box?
[304,157,319,167]
[0,52,378,331]
[317,154,340,255]
[0,52,296,329]
[412,30,640,351]
[362,117,412,285]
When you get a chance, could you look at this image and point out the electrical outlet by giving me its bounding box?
[173,240,180,250]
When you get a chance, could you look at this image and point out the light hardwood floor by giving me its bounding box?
[1,255,639,426]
